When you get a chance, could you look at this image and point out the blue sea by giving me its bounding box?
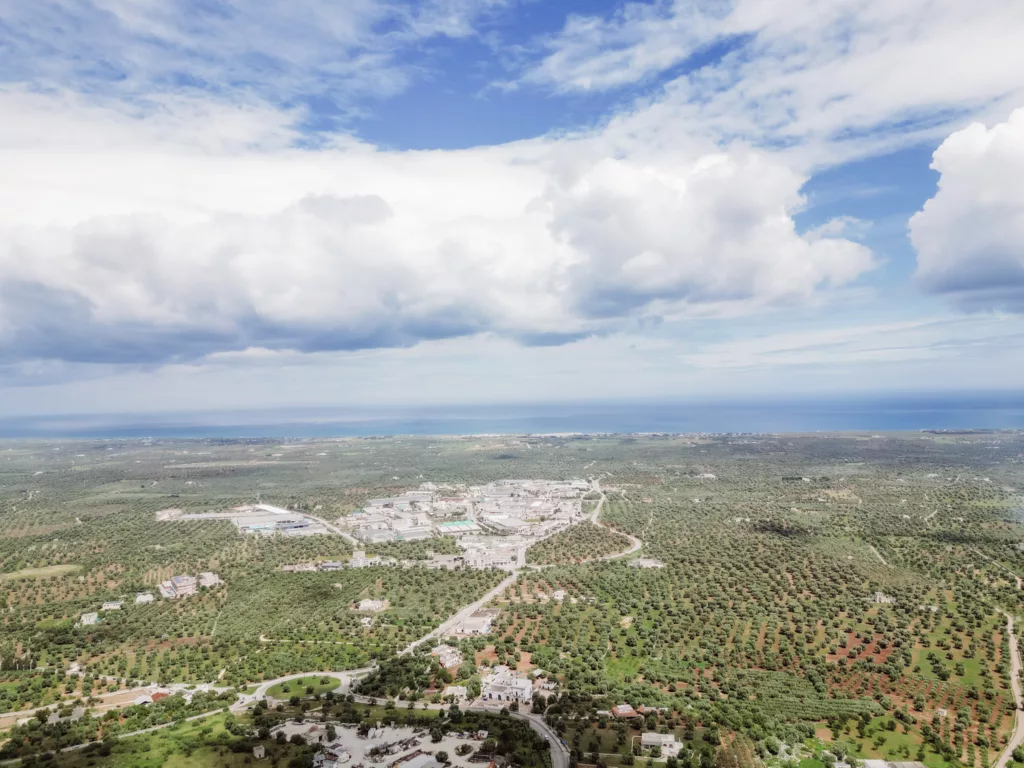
[3,393,1024,438]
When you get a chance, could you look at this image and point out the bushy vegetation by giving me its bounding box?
[3,432,1024,768]
[526,522,632,565]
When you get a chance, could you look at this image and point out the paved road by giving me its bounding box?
[972,547,1024,590]
[399,570,520,656]
[588,482,643,561]
[6,486,604,766]
[233,668,374,710]
[300,511,361,546]
[995,612,1024,768]
[468,705,568,768]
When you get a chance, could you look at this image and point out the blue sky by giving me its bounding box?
[1,0,1024,417]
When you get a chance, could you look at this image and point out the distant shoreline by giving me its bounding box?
[3,394,1024,438]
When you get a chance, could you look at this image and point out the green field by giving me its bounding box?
[51,712,307,768]
[266,674,341,699]
[0,563,82,581]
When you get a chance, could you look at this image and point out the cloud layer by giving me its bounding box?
[528,0,1024,162]
[912,109,1024,312]
[0,93,873,366]
[2,0,507,111]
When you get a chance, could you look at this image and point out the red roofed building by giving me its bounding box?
[151,692,170,702]
[611,704,637,718]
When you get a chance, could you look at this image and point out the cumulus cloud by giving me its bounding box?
[911,108,1024,312]
[0,92,874,367]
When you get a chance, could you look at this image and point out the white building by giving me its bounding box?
[350,550,382,568]
[481,665,534,704]
[135,592,154,604]
[458,614,493,635]
[80,612,99,626]
[641,733,677,749]
[159,574,198,599]
[101,601,123,611]
[356,599,387,612]
[431,644,463,668]
[314,740,350,768]
[443,685,468,699]
[398,754,444,768]
[254,744,266,759]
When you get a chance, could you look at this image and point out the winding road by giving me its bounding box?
[995,612,1024,768]
[10,478,630,768]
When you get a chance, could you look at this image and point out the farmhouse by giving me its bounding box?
[80,612,99,626]
[431,644,463,668]
[159,574,197,599]
[481,665,533,704]
[356,599,387,612]
[611,703,638,718]
[641,733,677,749]
[457,609,497,635]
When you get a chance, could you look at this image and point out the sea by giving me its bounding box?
[2,393,1024,438]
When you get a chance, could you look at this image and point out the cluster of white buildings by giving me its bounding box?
[343,480,587,546]
[282,551,389,573]
[158,572,222,599]
[77,596,134,625]
[313,740,351,768]
[159,504,330,537]
[339,480,589,572]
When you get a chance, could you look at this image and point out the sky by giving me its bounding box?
[2,0,1024,418]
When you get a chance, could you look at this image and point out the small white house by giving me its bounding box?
[356,599,386,612]
[135,592,154,604]
[102,601,123,611]
[254,744,266,759]
[80,612,99,626]
[642,733,677,749]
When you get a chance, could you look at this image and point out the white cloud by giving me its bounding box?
[0,90,874,368]
[911,108,1024,312]
[678,316,1024,370]
[527,0,1024,164]
[2,0,507,111]
[523,1,721,92]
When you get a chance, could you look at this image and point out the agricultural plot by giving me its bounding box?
[526,522,632,564]
[2,432,1024,768]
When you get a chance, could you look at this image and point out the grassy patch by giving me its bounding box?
[0,564,82,581]
[266,674,341,699]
